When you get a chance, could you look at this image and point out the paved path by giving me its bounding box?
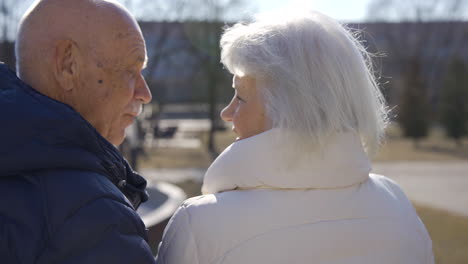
[373,162,468,217]
[141,161,468,218]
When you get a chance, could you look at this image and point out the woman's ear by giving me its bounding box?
[53,39,81,91]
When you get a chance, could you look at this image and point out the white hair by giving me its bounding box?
[220,10,388,155]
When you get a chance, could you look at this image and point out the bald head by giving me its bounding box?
[15,0,152,145]
[16,0,140,86]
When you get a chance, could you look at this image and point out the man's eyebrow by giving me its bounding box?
[134,56,148,69]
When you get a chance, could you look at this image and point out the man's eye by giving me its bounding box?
[236,95,244,102]
[126,69,137,77]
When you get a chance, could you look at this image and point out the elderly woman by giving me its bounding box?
[156,11,434,264]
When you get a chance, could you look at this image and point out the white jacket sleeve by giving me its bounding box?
[155,205,199,264]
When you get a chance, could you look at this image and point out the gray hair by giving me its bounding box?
[220,10,388,154]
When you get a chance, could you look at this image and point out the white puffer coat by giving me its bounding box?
[156,129,434,264]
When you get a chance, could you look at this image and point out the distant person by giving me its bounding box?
[156,11,434,264]
[0,0,155,263]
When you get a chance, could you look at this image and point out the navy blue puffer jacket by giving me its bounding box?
[0,64,156,263]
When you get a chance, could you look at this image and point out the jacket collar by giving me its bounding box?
[202,128,371,194]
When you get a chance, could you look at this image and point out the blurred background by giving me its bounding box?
[1,0,467,261]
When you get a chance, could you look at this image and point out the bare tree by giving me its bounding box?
[188,0,246,158]
[116,0,200,163]
[365,0,468,141]
[397,57,430,147]
[0,0,28,40]
[365,0,468,75]
[366,0,468,75]
[367,0,468,22]
[440,58,468,146]
[0,0,30,67]
[121,0,251,22]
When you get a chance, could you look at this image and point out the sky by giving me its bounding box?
[247,0,372,22]
[13,0,373,23]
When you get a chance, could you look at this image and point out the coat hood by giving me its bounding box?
[0,64,147,209]
[202,128,372,194]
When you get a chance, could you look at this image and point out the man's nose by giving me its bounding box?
[135,75,152,104]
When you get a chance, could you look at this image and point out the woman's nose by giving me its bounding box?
[220,102,234,122]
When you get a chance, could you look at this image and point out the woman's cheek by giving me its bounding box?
[232,105,242,126]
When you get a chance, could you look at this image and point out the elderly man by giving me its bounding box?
[0,0,156,263]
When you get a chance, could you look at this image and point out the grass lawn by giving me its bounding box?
[415,205,468,264]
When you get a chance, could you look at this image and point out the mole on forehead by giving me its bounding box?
[116,32,131,39]
[115,29,144,40]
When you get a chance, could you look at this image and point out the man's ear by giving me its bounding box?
[54,39,81,91]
